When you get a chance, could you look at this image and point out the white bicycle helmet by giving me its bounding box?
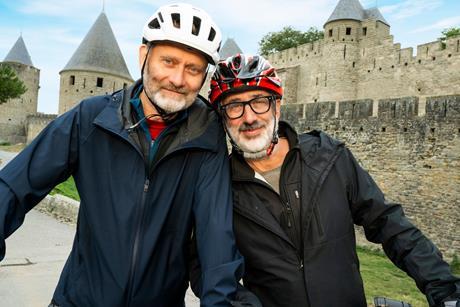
[142,3,222,64]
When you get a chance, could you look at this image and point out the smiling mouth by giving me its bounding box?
[162,88,185,96]
[241,126,263,137]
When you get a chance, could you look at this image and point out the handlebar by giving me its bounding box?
[374,297,412,307]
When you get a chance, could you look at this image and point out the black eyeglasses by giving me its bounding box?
[220,95,276,119]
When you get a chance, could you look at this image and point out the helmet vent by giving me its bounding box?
[148,18,161,29]
[192,16,201,36]
[208,27,216,42]
[158,12,164,23]
[171,13,181,28]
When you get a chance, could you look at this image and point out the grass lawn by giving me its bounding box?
[50,176,80,201]
[358,246,427,306]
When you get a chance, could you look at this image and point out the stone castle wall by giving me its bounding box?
[26,113,57,144]
[267,27,460,111]
[59,70,133,114]
[281,95,460,257]
[0,62,40,143]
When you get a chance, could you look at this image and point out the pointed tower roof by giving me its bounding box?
[61,12,132,80]
[364,7,389,26]
[325,0,365,25]
[219,38,243,60]
[3,35,34,67]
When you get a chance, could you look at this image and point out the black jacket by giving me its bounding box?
[231,121,459,307]
[0,81,243,307]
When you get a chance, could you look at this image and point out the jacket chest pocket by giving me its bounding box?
[280,182,302,249]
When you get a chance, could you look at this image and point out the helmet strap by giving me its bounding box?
[266,102,279,156]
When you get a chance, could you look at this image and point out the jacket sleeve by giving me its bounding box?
[345,148,460,306]
[192,133,244,307]
[0,108,79,261]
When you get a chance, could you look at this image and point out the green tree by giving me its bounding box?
[441,27,460,40]
[0,64,27,104]
[259,26,324,56]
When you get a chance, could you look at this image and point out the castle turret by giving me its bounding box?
[58,12,134,114]
[219,38,243,60]
[0,35,40,143]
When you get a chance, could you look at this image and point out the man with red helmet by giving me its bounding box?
[207,53,460,307]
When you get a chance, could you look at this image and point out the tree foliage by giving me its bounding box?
[259,26,324,56]
[0,64,27,104]
[441,27,460,40]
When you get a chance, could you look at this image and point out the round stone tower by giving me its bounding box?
[0,35,40,143]
[58,12,133,114]
[320,0,390,103]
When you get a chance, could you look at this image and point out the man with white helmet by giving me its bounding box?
[0,3,243,306]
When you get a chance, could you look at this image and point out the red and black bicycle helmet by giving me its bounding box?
[209,54,283,106]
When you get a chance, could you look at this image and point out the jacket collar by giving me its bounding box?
[92,79,222,153]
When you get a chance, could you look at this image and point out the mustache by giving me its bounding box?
[162,83,187,94]
[239,121,264,132]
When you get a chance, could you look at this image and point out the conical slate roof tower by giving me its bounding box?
[219,38,243,61]
[0,34,40,144]
[59,11,134,114]
[4,35,34,67]
[325,0,388,26]
[61,12,132,80]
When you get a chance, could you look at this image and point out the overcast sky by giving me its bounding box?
[1,0,459,114]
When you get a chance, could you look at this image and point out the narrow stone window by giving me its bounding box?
[381,127,386,132]
[363,27,367,36]
[123,83,127,89]
[324,73,327,87]
[346,27,351,35]
[69,75,75,85]
[432,56,436,61]
[403,127,408,132]
[343,45,347,59]
[329,29,333,37]
[352,62,356,68]
[418,59,422,64]
[316,77,318,86]
[431,128,435,133]
[113,81,116,92]
[359,127,363,132]
[97,77,104,88]
[83,78,86,89]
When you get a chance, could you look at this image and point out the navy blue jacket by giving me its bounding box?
[0,82,243,306]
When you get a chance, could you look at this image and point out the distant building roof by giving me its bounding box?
[61,12,133,81]
[3,35,34,67]
[325,0,388,27]
[219,38,243,60]
[326,0,365,24]
[364,7,389,26]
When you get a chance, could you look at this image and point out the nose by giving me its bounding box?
[168,68,185,88]
[241,104,257,124]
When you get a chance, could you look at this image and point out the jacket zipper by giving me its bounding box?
[126,178,150,306]
[279,151,304,269]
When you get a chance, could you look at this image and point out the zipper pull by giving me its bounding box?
[144,179,150,192]
[295,190,300,199]
[286,204,292,228]
[299,259,304,269]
